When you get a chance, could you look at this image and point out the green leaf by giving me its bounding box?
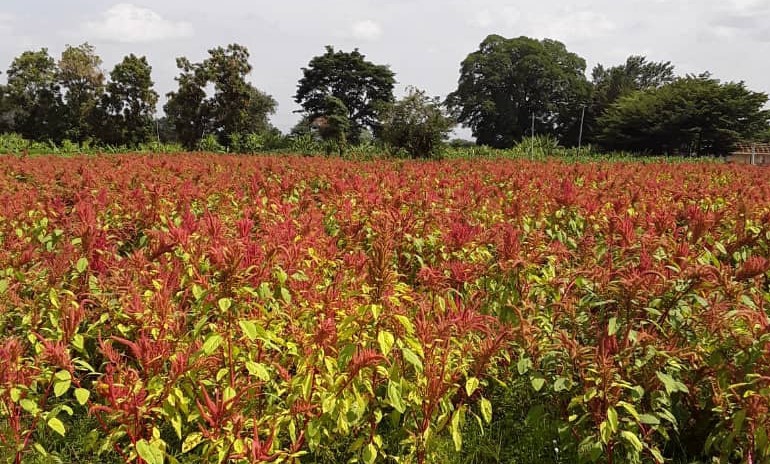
[74,388,90,406]
[182,433,203,453]
[377,331,395,356]
[0,279,8,294]
[217,298,232,312]
[47,417,65,437]
[394,314,414,334]
[608,317,618,336]
[246,361,270,381]
[48,288,60,309]
[54,370,71,381]
[201,334,223,355]
[281,287,292,304]
[402,348,423,371]
[20,398,39,414]
[554,376,571,392]
[338,344,356,369]
[191,284,204,301]
[451,408,464,451]
[649,446,665,463]
[53,379,71,398]
[607,406,618,433]
[362,443,377,464]
[465,377,480,397]
[517,357,532,375]
[136,439,164,464]
[656,371,689,395]
[480,398,492,424]
[76,257,88,273]
[600,420,612,444]
[639,414,660,425]
[620,430,643,452]
[388,382,405,413]
[239,320,258,341]
[531,377,545,392]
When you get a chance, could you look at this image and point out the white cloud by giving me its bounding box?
[83,3,193,43]
[351,19,383,41]
[470,6,616,42]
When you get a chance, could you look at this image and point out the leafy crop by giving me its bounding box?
[0,154,768,463]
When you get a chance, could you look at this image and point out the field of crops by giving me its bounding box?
[0,154,769,463]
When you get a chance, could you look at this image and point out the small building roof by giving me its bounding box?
[732,142,770,155]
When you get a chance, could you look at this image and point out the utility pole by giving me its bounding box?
[531,112,535,159]
[578,105,586,152]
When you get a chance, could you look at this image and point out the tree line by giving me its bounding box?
[1,36,768,157]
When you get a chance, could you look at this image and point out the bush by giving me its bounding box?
[379,87,455,158]
[197,134,225,153]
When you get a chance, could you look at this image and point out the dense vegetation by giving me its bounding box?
[0,154,769,463]
[0,36,767,158]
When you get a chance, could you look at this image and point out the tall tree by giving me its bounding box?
[164,58,210,149]
[205,44,276,140]
[98,54,159,146]
[164,44,276,149]
[585,56,675,142]
[598,76,769,155]
[4,49,64,141]
[58,43,105,142]
[295,46,395,143]
[447,35,591,148]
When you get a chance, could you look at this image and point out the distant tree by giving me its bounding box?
[310,95,350,156]
[379,87,455,158]
[165,44,276,149]
[164,58,210,149]
[295,46,395,143]
[58,43,105,143]
[0,78,11,133]
[598,76,769,155]
[4,49,65,141]
[585,56,675,142]
[98,54,159,146]
[447,35,591,148]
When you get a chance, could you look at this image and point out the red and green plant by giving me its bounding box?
[0,154,769,463]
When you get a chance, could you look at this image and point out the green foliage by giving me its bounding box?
[312,95,350,156]
[379,87,455,158]
[598,75,770,155]
[4,48,65,142]
[165,44,277,150]
[197,133,225,153]
[98,54,159,146]
[447,35,591,148]
[57,43,105,143]
[586,56,676,143]
[295,46,395,143]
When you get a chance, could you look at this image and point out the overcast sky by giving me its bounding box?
[0,0,768,133]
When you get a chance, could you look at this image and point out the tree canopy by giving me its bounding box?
[447,35,591,148]
[58,43,105,143]
[4,48,64,142]
[584,56,675,143]
[98,54,159,146]
[379,87,455,158]
[598,75,770,155]
[165,44,276,149]
[295,46,395,143]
